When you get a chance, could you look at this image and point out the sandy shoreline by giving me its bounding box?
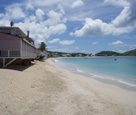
[0,59,136,115]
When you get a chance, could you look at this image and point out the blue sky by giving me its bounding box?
[0,0,136,54]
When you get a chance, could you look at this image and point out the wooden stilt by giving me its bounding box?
[3,58,16,68]
[3,58,5,68]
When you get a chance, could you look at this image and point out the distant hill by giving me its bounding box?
[47,51,89,57]
[123,49,136,56]
[47,49,136,57]
[95,51,122,56]
[95,49,136,56]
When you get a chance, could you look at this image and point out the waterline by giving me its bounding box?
[52,57,136,91]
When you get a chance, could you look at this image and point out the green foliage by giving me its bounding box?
[95,51,122,56]
[47,49,136,57]
[47,51,63,57]
[47,51,88,57]
[95,49,136,56]
[39,42,46,51]
[123,49,136,56]
[71,53,76,57]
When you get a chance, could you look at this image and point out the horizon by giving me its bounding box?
[48,49,136,55]
[0,0,136,54]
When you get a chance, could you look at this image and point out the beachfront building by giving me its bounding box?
[62,54,71,57]
[0,26,40,67]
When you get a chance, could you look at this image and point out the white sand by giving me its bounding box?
[0,59,136,115]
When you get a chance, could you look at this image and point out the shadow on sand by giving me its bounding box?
[0,58,46,71]
[4,63,36,71]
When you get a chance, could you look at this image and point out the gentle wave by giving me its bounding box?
[75,67,136,88]
[52,58,136,91]
[76,68,86,73]
[87,73,136,87]
[52,59,58,62]
[76,68,136,91]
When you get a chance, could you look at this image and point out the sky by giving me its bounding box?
[0,0,136,54]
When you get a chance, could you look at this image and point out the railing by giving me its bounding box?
[0,50,20,57]
[0,50,37,58]
[21,50,37,58]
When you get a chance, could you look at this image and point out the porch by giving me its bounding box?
[0,50,37,68]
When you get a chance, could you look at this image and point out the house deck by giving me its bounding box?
[0,27,40,67]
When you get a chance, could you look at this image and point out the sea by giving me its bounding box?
[52,56,136,91]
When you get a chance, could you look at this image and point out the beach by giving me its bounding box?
[0,59,136,115]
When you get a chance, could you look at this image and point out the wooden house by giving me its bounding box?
[0,26,40,67]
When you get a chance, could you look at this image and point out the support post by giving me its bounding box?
[20,40,22,57]
[3,58,16,68]
[8,50,10,57]
[3,58,5,68]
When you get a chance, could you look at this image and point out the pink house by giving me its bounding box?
[0,26,40,67]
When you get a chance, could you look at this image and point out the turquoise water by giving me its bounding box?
[53,56,136,91]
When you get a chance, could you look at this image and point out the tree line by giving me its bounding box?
[95,49,136,56]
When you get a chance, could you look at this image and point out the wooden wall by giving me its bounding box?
[0,33,20,50]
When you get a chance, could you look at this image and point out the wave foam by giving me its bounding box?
[76,68,85,73]
[54,59,58,62]
[87,73,136,87]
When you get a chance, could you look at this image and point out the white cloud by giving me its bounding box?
[0,4,26,26]
[3,4,67,44]
[29,0,63,7]
[48,38,60,43]
[28,0,75,8]
[24,15,36,23]
[48,24,67,35]
[0,20,10,26]
[69,32,74,36]
[59,40,75,45]
[71,0,84,8]
[58,4,65,15]
[24,23,65,43]
[0,13,4,18]
[48,38,75,46]
[81,50,86,53]
[44,5,66,26]
[26,2,34,10]
[1,0,135,47]
[104,0,129,7]
[92,41,99,45]
[45,10,63,26]
[116,49,126,53]
[48,47,76,53]
[5,6,25,20]
[112,7,133,27]
[15,17,66,44]
[0,1,68,44]
[72,47,79,52]
[48,10,62,18]
[73,18,119,36]
[36,9,45,21]
[111,44,136,49]
[71,0,136,37]
[75,47,79,50]
[67,10,92,22]
[109,40,123,45]
[47,46,79,53]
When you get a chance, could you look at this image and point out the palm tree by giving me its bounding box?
[39,42,46,51]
